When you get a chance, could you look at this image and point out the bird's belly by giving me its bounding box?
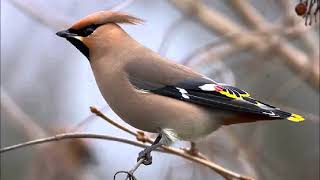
[105,90,224,140]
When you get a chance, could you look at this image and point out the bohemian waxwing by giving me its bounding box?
[56,11,304,165]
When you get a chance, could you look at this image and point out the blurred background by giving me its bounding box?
[1,0,319,179]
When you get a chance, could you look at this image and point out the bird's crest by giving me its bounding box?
[70,11,144,30]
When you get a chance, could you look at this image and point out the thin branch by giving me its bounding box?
[1,106,253,180]
[8,0,72,30]
[167,0,319,90]
[182,22,311,66]
[90,106,253,180]
[229,0,267,29]
[0,133,149,153]
[1,87,47,138]
[0,131,252,180]
[278,0,319,56]
[230,0,319,89]
[90,106,136,136]
[167,0,267,50]
[210,3,318,177]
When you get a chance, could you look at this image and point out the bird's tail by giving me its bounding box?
[223,110,304,125]
[272,109,305,122]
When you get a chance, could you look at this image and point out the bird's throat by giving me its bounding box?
[66,37,90,60]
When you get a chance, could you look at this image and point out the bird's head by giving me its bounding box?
[56,11,143,60]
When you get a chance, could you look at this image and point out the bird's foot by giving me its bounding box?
[182,147,208,159]
[137,150,152,165]
[182,146,199,156]
[182,142,207,160]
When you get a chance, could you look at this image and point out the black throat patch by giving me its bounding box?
[66,37,90,60]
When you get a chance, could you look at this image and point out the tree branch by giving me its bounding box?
[1,87,47,138]
[0,133,149,153]
[8,0,72,30]
[89,106,253,180]
[230,0,319,89]
[167,0,319,89]
[1,106,254,180]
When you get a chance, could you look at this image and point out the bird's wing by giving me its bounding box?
[125,58,304,122]
[158,79,304,121]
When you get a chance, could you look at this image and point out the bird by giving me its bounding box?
[56,11,304,165]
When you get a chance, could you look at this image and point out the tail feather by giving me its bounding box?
[223,110,304,125]
[269,109,304,122]
[286,113,305,122]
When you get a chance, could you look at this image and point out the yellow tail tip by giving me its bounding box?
[287,113,305,122]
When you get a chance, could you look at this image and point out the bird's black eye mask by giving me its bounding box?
[64,24,100,61]
[68,24,100,37]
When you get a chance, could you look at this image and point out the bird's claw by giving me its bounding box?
[137,150,152,165]
[182,147,199,156]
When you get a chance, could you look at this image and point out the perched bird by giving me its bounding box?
[56,11,304,165]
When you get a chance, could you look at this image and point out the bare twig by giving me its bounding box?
[8,0,72,30]
[230,0,319,89]
[182,22,311,66]
[90,106,136,136]
[0,131,252,180]
[1,87,47,138]
[278,0,319,60]
[1,106,253,180]
[90,106,253,180]
[0,133,149,153]
[167,0,319,90]
[69,107,111,132]
[230,0,267,29]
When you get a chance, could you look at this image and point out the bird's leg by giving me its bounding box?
[137,133,163,165]
[183,142,207,159]
[184,141,199,156]
[190,142,199,155]
[183,141,208,159]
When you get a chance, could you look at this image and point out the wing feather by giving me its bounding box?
[150,78,304,122]
[129,73,304,122]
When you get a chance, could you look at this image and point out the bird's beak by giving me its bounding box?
[56,29,84,42]
[56,29,77,38]
[56,29,88,60]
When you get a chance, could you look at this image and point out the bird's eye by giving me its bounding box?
[82,24,99,36]
[69,24,99,37]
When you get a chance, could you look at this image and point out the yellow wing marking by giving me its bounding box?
[239,92,250,97]
[218,90,251,100]
[219,89,240,99]
[287,113,305,122]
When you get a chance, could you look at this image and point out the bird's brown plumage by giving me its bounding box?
[57,11,304,142]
